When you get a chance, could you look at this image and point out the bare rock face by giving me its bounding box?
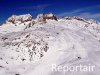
[36,14,46,23]
[6,14,32,24]
[36,13,58,23]
[44,13,58,21]
[6,13,57,25]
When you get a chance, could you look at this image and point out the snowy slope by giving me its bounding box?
[0,14,100,75]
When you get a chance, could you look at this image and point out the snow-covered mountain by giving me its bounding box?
[0,13,100,75]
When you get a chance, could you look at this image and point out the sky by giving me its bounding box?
[0,0,100,24]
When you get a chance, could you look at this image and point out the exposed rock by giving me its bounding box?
[6,14,32,24]
[44,13,58,21]
[24,20,35,29]
[64,16,99,24]
[36,13,58,23]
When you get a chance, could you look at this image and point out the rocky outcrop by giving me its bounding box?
[24,20,35,29]
[36,13,58,23]
[44,13,58,21]
[64,16,99,24]
[6,14,32,24]
[6,13,58,25]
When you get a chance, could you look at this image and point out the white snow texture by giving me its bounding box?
[0,13,100,75]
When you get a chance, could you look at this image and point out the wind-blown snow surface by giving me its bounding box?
[0,15,100,75]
